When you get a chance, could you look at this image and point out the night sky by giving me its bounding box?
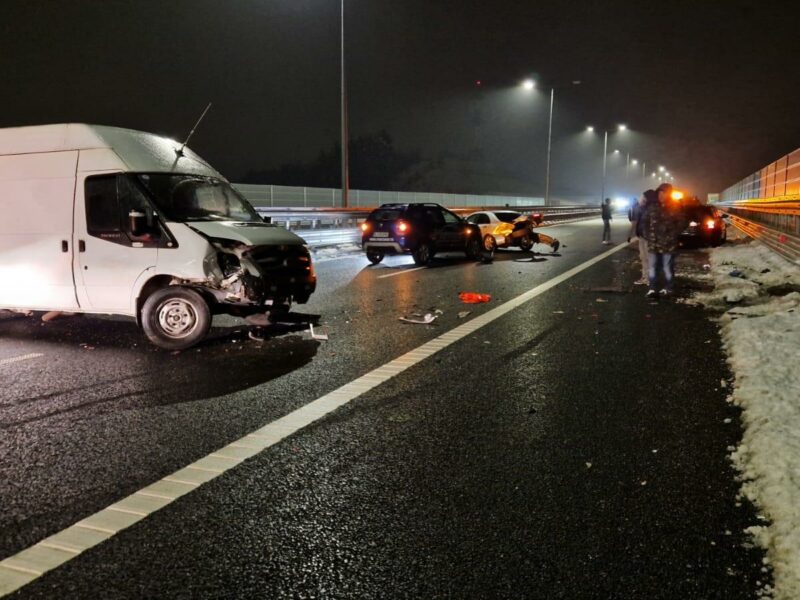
[2,0,799,199]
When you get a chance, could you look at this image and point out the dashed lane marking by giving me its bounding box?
[0,353,43,368]
[376,265,428,279]
[0,242,629,597]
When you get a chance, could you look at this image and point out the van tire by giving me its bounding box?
[141,286,211,350]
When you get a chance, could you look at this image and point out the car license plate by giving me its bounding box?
[372,232,389,238]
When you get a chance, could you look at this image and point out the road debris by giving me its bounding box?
[399,313,437,325]
[457,311,471,319]
[248,329,266,342]
[459,292,491,303]
[309,323,329,340]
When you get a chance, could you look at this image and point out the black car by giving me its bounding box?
[361,203,482,265]
[679,204,727,247]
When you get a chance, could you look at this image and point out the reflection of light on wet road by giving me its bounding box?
[377,266,427,279]
[0,243,631,597]
[0,353,43,367]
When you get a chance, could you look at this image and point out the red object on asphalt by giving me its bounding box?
[459,292,491,304]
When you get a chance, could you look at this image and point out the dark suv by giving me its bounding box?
[361,203,482,265]
[679,204,727,247]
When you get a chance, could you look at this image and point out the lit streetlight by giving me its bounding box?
[589,123,629,202]
[523,78,580,205]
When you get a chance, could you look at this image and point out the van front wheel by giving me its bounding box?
[141,287,211,350]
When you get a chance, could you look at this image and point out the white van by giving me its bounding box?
[0,124,316,349]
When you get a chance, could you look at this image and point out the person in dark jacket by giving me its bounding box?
[629,193,650,284]
[601,198,612,244]
[641,184,686,297]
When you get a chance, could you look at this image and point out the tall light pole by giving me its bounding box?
[340,0,350,207]
[601,130,609,202]
[544,87,554,206]
[524,79,580,206]
[597,124,626,203]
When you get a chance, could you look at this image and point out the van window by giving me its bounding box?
[85,176,121,233]
[136,174,262,223]
[85,175,164,246]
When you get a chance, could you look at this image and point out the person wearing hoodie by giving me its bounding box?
[641,184,686,298]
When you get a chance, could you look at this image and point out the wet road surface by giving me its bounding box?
[0,219,769,598]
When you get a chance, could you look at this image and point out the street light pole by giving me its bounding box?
[340,0,350,208]
[544,87,554,206]
[601,130,608,203]
[625,152,630,181]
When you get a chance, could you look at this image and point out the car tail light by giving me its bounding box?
[464,227,472,236]
[705,219,715,230]
[397,221,410,234]
[360,222,370,233]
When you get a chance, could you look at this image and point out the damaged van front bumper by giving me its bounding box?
[187,240,316,314]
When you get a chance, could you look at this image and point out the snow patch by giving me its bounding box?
[685,238,800,600]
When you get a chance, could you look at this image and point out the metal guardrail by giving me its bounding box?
[257,206,603,248]
[255,205,600,231]
[715,195,800,264]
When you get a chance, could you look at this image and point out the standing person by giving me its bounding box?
[601,198,612,244]
[641,184,686,298]
[631,192,651,285]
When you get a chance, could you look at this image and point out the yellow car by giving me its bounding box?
[465,210,560,253]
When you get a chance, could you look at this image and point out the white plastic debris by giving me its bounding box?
[457,311,471,319]
[399,313,437,325]
[309,323,329,340]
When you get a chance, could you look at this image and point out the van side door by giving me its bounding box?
[74,173,166,314]
[0,151,80,310]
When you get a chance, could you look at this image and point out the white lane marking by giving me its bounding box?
[0,242,628,597]
[0,353,43,368]
[376,265,428,279]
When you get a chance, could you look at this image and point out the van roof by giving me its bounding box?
[0,123,221,178]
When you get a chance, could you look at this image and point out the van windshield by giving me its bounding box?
[136,174,262,223]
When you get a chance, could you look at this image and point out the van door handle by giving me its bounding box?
[62,240,68,252]
[79,240,86,252]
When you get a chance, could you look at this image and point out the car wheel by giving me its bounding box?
[519,235,534,251]
[412,242,431,265]
[141,286,211,350]
[483,235,497,252]
[465,237,481,259]
[366,249,385,264]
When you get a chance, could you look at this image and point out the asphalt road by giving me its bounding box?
[0,219,769,598]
